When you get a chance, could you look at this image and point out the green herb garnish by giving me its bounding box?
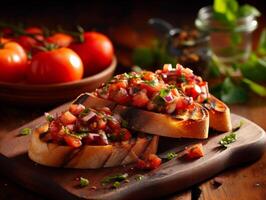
[219,133,237,148]
[159,88,170,98]
[219,120,244,148]
[45,113,54,122]
[101,173,128,185]
[112,181,121,188]
[20,128,32,136]
[166,152,178,160]
[145,79,157,86]
[79,177,89,187]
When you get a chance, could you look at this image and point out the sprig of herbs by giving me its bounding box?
[20,128,32,136]
[219,133,237,148]
[218,120,244,148]
[101,173,128,186]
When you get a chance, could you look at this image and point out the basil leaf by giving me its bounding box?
[238,4,261,17]
[220,77,248,104]
[243,78,266,97]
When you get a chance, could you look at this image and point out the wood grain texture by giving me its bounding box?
[0,111,265,200]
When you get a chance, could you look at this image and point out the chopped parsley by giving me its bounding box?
[166,152,178,160]
[20,128,32,136]
[101,173,128,185]
[159,88,170,98]
[219,133,237,148]
[79,177,89,187]
[219,120,244,148]
[112,181,121,188]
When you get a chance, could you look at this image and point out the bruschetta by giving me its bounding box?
[156,64,232,132]
[74,70,209,139]
[28,105,159,169]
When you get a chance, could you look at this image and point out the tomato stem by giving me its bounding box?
[57,25,85,43]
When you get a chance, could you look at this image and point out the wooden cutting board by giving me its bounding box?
[0,104,265,200]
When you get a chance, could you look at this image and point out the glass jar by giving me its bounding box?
[168,29,210,77]
[195,6,258,65]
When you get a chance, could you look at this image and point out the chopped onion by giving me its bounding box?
[82,111,96,122]
[99,130,108,145]
[163,93,174,103]
[113,113,121,122]
[66,124,74,131]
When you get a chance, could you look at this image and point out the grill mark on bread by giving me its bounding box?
[60,146,85,167]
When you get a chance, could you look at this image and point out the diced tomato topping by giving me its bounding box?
[60,111,77,125]
[136,154,161,170]
[139,82,162,94]
[183,84,202,99]
[69,104,85,116]
[132,91,149,108]
[64,135,82,148]
[49,120,61,134]
[107,118,121,130]
[110,88,131,104]
[148,154,162,169]
[97,118,107,130]
[109,81,128,91]
[98,107,112,115]
[184,143,204,159]
[143,71,156,81]
[50,127,65,142]
[175,97,191,110]
[120,128,132,141]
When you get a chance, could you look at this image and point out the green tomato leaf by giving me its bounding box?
[238,4,261,17]
[220,77,248,104]
[258,29,266,56]
[243,78,266,97]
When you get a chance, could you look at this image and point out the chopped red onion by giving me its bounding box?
[82,111,96,122]
[163,93,174,103]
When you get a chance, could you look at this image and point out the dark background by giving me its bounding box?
[1,0,265,30]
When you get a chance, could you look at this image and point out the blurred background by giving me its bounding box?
[1,0,265,68]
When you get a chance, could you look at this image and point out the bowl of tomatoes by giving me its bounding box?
[0,25,117,105]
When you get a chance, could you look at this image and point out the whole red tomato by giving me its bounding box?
[17,27,44,52]
[46,33,73,48]
[0,40,28,82]
[70,32,114,76]
[27,47,83,84]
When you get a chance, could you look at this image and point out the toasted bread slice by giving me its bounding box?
[73,93,209,139]
[28,124,159,169]
[204,95,232,132]
[157,64,232,132]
